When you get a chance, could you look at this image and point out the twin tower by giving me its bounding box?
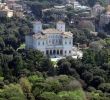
[33,21,66,33]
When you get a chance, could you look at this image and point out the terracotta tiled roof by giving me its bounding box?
[33,33,47,39]
[42,28,62,34]
[31,27,73,39]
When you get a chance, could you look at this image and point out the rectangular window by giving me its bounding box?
[69,41,71,44]
[49,40,51,43]
[43,41,44,45]
[69,51,71,54]
[56,40,57,44]
[38,42,40,45]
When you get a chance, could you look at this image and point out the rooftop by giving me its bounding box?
[57,21,65,24]
[42,28,62,34]
[32,20,42,24]
[33,33,47,39]
[32,28,72,39]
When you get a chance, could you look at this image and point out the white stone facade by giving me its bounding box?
[25,21,73,57]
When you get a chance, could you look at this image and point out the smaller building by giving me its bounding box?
[0,3,13,17]
[10,3,23,11]
[5,0,24,18]
[99,11,110,28]
[92,2,105,17]
[72,1,90,11]
[42,6,67,22]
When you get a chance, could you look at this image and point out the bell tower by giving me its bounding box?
[33,21,42,33]
[56,21,65,32]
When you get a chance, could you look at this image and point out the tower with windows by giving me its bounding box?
[56,21,65,32]
[33,21,42,33]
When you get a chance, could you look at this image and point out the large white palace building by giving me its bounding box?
[25,21,73,57]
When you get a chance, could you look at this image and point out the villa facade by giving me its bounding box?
[25,21,73,57]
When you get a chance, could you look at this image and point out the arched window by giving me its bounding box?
[46,50,49,55]
[57,50,59,55]
[50,50,52,55]
[60,50,63,55]
[53,50,56,54]
[69,51,71,54]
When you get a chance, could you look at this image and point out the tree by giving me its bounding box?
[39,58,52,72]
[0,54,13,80]
[0,84,26,100]
[57,59,67,66]
[91,76,105,88]
[0,37,5,50]
[11,53,23,77]
[58,90,86,100]
[28,2,43,19]
[19,77,35,100]
[96,49,110,65]
[89,42,104,51]
[98,83,110,92]
[46,77,62,93]
[32,82,51,98]
[78,20,95,31]
[39,92,62,100]
[58,61,71,75]
[81,71,93,85]
[28,75,44,84]
[4,35,19,50]
[23,49,44,72]
[82,49,96,65]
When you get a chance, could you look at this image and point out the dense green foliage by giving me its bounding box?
[0,17,32,50]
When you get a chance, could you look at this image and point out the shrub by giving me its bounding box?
[98,83,110,93]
